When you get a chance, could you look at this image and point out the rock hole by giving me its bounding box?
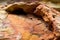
[6,8,27,15]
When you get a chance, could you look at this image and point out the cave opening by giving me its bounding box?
[6,7,27,15]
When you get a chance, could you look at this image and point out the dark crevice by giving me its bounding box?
[53,15,56,18]
[6,8,27,16]
[56,36,60,40]
[46,22,54,31]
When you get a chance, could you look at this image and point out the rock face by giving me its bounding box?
[0,2,60,40]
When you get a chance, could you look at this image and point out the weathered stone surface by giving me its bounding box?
[0,2,60,40]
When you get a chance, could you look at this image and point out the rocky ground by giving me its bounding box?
[0,1,60,40]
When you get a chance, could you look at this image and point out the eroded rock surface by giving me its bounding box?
[0,2,60,40]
